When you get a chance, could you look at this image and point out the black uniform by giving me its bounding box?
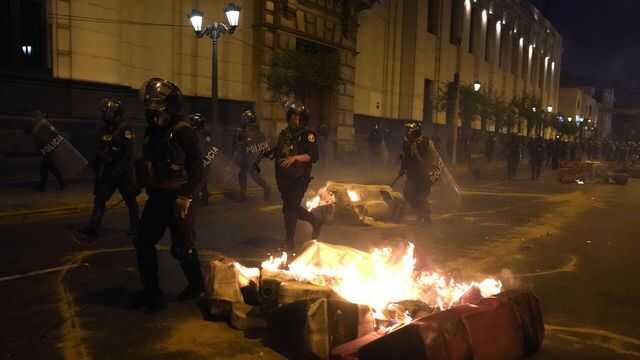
[505,135,521,180]
[134,78,205,307]
[195,126,213,205]
[38,154,66,191]
[400,133,435,223]
[235,123,271,200]
[528,137,545,180]
[81,123,139,236]
[272,125,319,250]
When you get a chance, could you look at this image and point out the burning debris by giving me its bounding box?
[203,241,544,359]
[304,182,406,224]
[558,160,629,185]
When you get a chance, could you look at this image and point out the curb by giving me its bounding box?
[0,188,263,220]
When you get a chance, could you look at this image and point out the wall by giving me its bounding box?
[49,0,256,101]
[353,0,563,134]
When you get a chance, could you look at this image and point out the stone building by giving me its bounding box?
[0,0,562,159]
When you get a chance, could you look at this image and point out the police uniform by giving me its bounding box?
[134,78,205,308]
[400,122,435,224]
[29,111,66,192]
[236,111,271,201]
[272,116,320,251]
[84,126,139,237]
[188,113,214,206]
[528,137,545,180]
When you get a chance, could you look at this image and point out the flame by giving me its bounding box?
[347,189,361,202]
[305,186,336,210]
[261,252,288,271]
[241,241,502,322]
[305,196,321,211]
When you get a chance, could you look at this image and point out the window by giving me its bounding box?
[469,6,478,53]
[539,55,545,89]
[498,26,507,69]
[427,0,440,35]
[512,35,519,76]
[423,79,434,124]
[450,0,462,44]
[485,16,493,62]
[0,0,11,66]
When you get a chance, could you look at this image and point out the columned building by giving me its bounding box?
[0,0,562,156]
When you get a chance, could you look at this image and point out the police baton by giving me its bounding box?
[390,173,404,187]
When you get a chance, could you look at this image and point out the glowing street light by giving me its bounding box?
[473,81,482,92]
[188,3,241,136]
[547,105,553,113]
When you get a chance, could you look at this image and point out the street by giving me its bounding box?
[1,165,639,360]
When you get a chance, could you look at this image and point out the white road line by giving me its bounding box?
[0,263,88,283]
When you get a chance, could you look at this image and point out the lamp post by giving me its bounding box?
[189,3,241,143]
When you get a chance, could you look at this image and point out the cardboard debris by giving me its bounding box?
[270,298,376,359]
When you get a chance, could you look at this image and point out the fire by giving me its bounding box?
[305,185,336,211]
[347,189,361,202]
[241,241,502,322]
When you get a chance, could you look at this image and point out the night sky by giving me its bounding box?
[530,0,640,106]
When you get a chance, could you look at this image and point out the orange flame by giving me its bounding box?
[347,189,361,202]
[239,241,502,322]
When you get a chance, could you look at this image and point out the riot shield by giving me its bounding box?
[32,119,88,179]
[198,130,239,187]
[428,140,461,205]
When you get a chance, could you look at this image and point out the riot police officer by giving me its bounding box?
[27,111,67,192]
[79,99,139,238]
[134,78,205,309]
[528,136,546,180]
[399,120,435,224]
[187,113,213,206]
[267,103,320,251]
[235,109,271,201]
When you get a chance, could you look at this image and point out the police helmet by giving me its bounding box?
[404,120,422,137]
[100,98,123,125]
[187,113,206,130]
[139,78,183,115]
[241,109,257,126]
[286,102,309,126]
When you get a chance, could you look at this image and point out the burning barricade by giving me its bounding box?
[204,241,544,359]
[557,160,629,185]
[304,182,406,225]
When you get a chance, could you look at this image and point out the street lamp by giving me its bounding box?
[473,81,481,92]
[189,3,241,142]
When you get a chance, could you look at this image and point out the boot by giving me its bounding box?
[177,249,205,301]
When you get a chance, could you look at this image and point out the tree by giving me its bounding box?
[263,48,341,102]
[512,94,543,136]
[553,114,579,137]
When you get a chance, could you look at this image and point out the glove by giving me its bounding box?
[176,196,192,219]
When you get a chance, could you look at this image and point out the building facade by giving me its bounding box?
[0,0,562,151]
[558,87,609,139]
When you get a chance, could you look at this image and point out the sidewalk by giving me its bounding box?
[0,158,534,220]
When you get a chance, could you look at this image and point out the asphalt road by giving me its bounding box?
[1,169,639,359]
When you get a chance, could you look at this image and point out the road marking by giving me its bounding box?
[547,324,640,357]
[514,255,577,277]
[258,205,282,212]
[461,190,552,199]
[0,263,88,283]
